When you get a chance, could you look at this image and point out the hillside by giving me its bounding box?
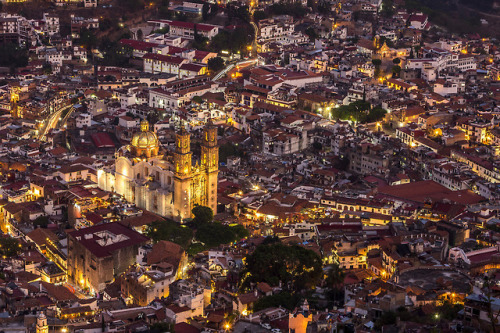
[404,0,500,37]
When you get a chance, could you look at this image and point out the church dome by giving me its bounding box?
[130,120,159,158]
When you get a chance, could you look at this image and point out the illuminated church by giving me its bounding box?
[98,120,219,222]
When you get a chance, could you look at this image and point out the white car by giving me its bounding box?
[260,323,271,330]
[271,329,281,333]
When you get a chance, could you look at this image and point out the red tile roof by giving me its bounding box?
[68,222,149,258]
[377,180,484,205]
[120,39,158,51]
[91,132,115,148]
[143,53,185,64]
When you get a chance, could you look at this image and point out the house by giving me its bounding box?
[67,222,149,293]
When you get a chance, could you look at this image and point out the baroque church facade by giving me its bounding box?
[98,120,218,222]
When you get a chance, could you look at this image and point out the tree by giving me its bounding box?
[483,276,500,333]
[375,311,397,330]
[372,59,382,67]
[79,28,98,50]
[202,3,210,21]
[253,292,301,312]
[325,263,345,306]
[0,44,28,69]
[192,205,214,225]
[42,63,52,75]
[219,142,243,163]
[330,101,386,123]
[253,10,267,22]
[269,1,308,18]
[381,0,394,17]
[0,237,21,257]
[392,57,400,64]
[312,141,322,150]
[33,216,49,228]
[192,96,203,104]
[207,56,225,72]
[99,18,118,32]
[392,65,401,77]
[145,220,193,248]
[366,106,387,123]
[150,322,174,333]
[305,27,318,41]
[137,29,143,40]
[154,27,169,34]
[325,264,345,289]
[240,242,322,291]
[195,222,249,248]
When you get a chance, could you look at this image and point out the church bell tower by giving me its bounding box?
[201,120,219,214]
[173,126,192,222]
[36,312,48,333]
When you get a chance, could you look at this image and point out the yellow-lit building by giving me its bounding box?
[36,313,48,333]
[98,120,218,222]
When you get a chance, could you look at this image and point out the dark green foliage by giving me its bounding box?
[154,27,170,34]
[196,222,249,248]
[403,0,494,36]
[253,292,301,312]
[33,216,49,228]
[192,96,203,104]
[330,101,387,123]
[305,27,318,41]
[42,63,52,75]
[99,18,119,32]
[150,322,175,333]
[393,57,401,64]
[190,205,249,252]
[325,264,345,289]
[312,141,322,150]
[240,243,322,291]
[209,27,251,53]
[0,44,28,69]
[253,10,267,22]
[269,1,308,18]
[219,142,243,163]
[187,242,205,256]
[381,0,394,17]
[192,205,214,225]
[98,38,132,67]
[0,237,21,257]
[202,3,210,21]
[227,4,250,22]
[262,236,281,245]
[392,65,401,75]
[207,57,225,72]
[375,311,397,329]
[372,59,382,66]
[145,220,193,248]
[437,301,464,320]
[79,28,98,50]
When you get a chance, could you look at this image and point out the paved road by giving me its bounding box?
[213,8,260,81]
[213,59,258,81]
[233,321,271,333]
[38,104,74,140]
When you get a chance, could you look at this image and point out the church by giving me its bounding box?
[97,120,219,222]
